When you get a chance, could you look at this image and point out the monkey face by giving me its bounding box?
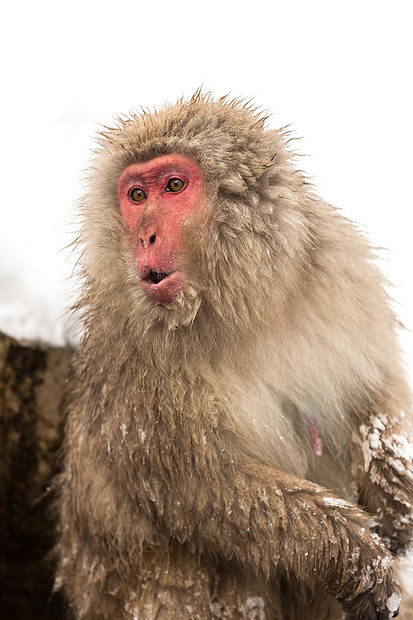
[118,154,205,306]
[83,99,308,332]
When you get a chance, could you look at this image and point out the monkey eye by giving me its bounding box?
[165,178,185,193]
[130,188,147,203]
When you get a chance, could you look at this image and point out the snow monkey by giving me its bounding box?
[55,93,413,619]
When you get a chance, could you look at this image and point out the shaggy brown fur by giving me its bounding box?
[54,93,413,618]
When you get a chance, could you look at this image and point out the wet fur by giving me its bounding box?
[55,93,413,618]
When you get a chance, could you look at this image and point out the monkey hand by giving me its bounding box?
[341,588,401,619]
[337,545,401,620]
[236,467,403,619]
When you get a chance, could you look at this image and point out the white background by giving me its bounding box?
[1,0,412,359]
[1,0,413,593]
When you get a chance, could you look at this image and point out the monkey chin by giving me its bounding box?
[140,270,184,306]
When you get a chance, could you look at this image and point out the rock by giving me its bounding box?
[0,331,72,619]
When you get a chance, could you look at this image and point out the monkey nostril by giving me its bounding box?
[139,232,156,247]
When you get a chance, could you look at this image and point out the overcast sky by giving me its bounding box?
[1,0,412,373]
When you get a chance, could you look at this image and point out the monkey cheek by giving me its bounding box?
[140,271,184,306]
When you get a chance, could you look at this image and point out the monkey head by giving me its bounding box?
[81,95,314,334]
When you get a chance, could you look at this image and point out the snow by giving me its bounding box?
[323,497,352,509]
[386,592,402,614]
[0,236,74,345]
[245,596,265,620]
[138,429,147,443]
[124,601,139,620]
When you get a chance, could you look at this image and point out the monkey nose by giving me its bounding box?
[139,229,157,249]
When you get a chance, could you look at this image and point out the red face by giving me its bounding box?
[118,154,204,306]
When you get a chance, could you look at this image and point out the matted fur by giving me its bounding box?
[55,93,413,619]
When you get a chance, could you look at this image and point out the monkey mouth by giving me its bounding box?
[146,271,170,285]
[139,268,183,306]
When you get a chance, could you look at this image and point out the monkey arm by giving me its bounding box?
[156,453,399,619]
[353,395,413,555]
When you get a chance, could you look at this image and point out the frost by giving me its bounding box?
[108,586,119,596]
[354,555,394,591]
[245,596,265,620]
[394,505,413,530]
[380,555,392,571]
[141,479,156,502]
[138,428,147,443]
[323,497,351,509]
[54,574,63,590]
[388,457,406,474]
[356,415,413,484]
[246,596,265,610]
[372,416,386,432]
[124,602,139,620]
[211,601,223,617]
[385,432,413,462]
[368,429,381,450]
[121,423,128,440]
[358,564,374,591]
[386,592,401,613]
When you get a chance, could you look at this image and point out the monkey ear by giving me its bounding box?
[257,165,277,190]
